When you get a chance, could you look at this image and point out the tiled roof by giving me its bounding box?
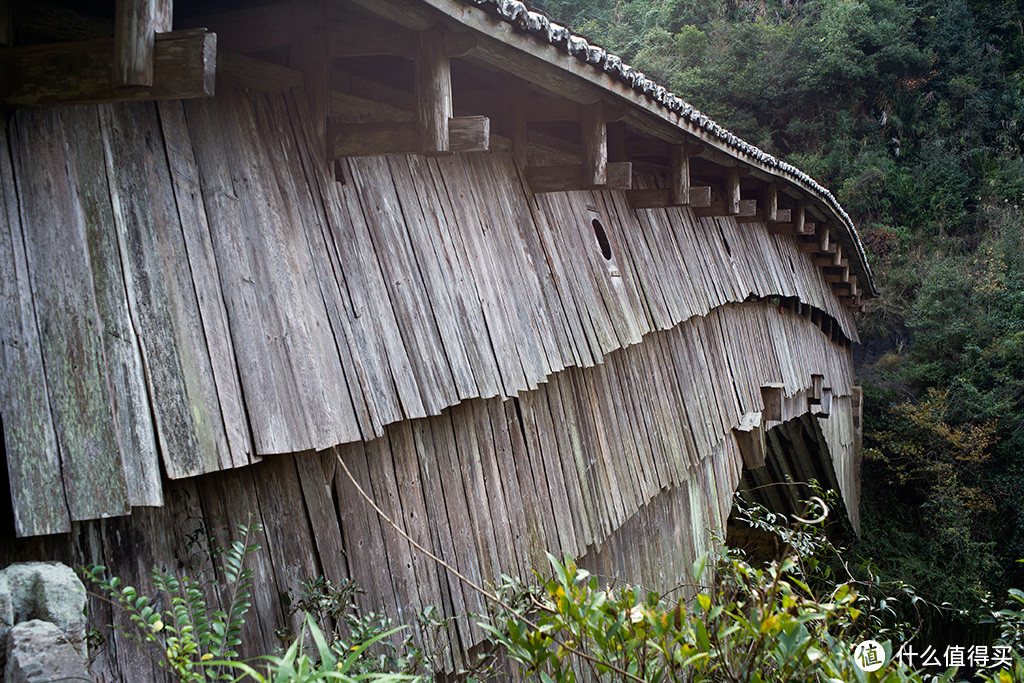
[463,0,875,292]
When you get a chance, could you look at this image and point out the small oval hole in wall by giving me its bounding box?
[592,218,612,260]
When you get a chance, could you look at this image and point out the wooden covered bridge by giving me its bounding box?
[1,0,870,678]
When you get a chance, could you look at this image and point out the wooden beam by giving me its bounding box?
[725,167,741,215]
[1,29,215,108]
[181,3,290,53]
[327,20,473,58]
[416,26,453,153]
[328,115,489,157]
[581,103,607,186]
[328,18,416,57]
[525,161,631,193]
[693,198,756,218]
[218,52,303,91]
[115,0,173,87]
[626,185,711,210]
[669,145,689,206]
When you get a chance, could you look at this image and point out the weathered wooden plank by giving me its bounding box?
[294,452,350,584]
[1,29,216,108]
[66,106,162,506]
[185,86,359,454]
[100,102,234,477]
[11,109,130,523]
[0,117,71,537]
[158,99,254,467]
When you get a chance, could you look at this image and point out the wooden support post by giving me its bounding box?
[793,199,806,234]
[1,30,215,107]
[762,182,778,222]
[502,77,528,163]
[809,374,823,405]
[290,0,328,152]
[725,166,741,215]
[819,224,831,253]
[115,0,173,87]
[833,243,844,267]
[1,0,12,46]
[417,26,452,154]
[669,144,689,206]
[849,276,859,297]
[581,103,607,186]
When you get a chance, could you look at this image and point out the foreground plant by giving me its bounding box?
[479,498,957,682]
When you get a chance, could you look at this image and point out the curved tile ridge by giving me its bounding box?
[461,0,875,294]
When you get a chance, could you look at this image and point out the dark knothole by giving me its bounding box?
[592,218,613,260]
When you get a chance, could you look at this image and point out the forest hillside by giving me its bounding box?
[530,0,1024,620]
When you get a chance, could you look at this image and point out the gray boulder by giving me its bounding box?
[4,619,89,683]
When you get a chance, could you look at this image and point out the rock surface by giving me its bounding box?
[4,619,89,683]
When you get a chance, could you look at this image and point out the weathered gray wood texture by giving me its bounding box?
[0,84,858,537]
[1,301,854,681]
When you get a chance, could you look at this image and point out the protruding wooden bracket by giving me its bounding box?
[817,388,833,418]
[329,116,489,157]
[809,374,823,405]
[626,185,711,210]
[694,198,756,218]
[1,29,216,108]
[761,383,784,423]
[581,103,607,186]
[115,0,173,87]
[525,162,632,193]
[749,207,793,226]
[734,412,766,470]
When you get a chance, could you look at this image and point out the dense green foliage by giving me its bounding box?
[530,0,1024,618]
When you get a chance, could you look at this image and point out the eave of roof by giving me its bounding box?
[438,0,876,296]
